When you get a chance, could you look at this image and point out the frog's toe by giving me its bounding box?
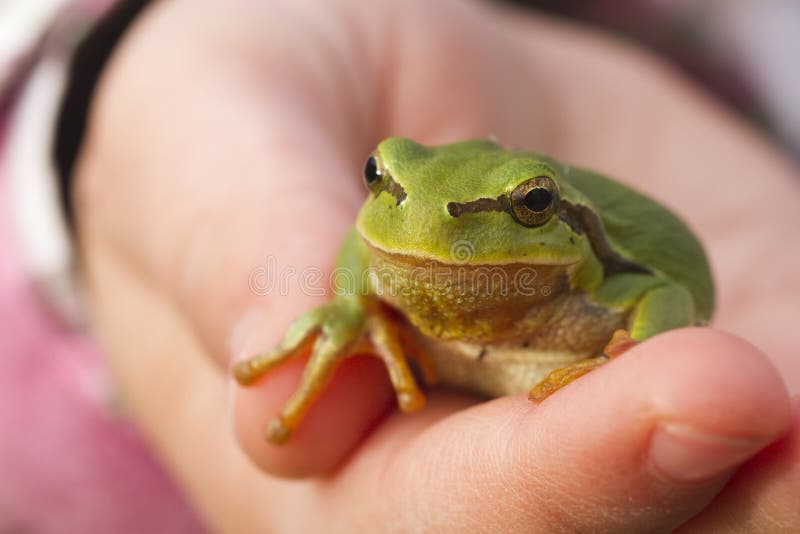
[368,315,431,414]
[266,417,292,445]
[234,312,325,385]
[234,360,268,385]
[262,325,361,445]
[397,389,426,413]
[234,341,315,386]
[399,331,439,386]
[528,355,609,403]
[603,329,638,358]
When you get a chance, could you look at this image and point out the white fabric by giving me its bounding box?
[0,0,69,91]
[5,55,84,325]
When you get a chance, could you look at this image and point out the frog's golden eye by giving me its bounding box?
[364,153,384,193]
[510,176,559,227]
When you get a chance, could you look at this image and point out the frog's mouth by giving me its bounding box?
[363,241,571,294]
[359,231,582,269]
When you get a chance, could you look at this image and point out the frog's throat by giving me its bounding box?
[363,244,576,342]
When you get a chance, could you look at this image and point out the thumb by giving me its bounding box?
[322,329,792,532]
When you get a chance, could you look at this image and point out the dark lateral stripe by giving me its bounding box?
[381,175,407,204]
[447,195,509,217]
[561,200,651,276]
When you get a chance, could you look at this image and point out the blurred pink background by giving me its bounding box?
[0,112,205,532]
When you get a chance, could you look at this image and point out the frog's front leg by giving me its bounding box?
[234,306,339,385]
[265,326,363,443]
[529,279,695,402]
[367,313,428,412]
[234,297,432,444]
[234,299,366,443]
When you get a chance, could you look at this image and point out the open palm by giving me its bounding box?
[75,0,799,531]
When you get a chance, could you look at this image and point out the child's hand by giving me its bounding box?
[74,0,800,531]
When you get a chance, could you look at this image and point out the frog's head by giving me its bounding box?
[356,137,596,269]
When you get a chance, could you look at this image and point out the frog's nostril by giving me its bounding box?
[447,202,462,217]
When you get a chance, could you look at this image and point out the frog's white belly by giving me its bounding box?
[415,336,587,398]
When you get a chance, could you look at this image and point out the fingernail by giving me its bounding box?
[648,423,771,483]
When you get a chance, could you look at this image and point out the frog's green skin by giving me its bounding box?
[235,137,714,444]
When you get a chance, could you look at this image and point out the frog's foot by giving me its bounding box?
[234,299,436,444]
[368,315,429,413]
[528,329,638,403]
[233,301,365,444]
[265,328,360,444]
[263,312,430,444]
[233,306,330,385]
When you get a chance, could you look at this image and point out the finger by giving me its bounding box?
[76,0,800,491]
[74,0,551,477]
[318,329,792,532]
[677,396,800,532]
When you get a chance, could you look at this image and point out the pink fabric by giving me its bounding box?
[0,117,204,533]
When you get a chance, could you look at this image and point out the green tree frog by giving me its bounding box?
[235,138,714,444]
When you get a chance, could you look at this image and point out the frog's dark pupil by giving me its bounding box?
[364,156,381,184]
[524,188,552,212]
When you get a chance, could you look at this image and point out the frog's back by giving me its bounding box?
[556,163,714,321]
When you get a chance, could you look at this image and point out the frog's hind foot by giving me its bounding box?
[602,329,637,358]
[528,355,609,403]
[528,329,638,403]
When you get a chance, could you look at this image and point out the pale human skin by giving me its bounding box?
[73,0,800,532]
